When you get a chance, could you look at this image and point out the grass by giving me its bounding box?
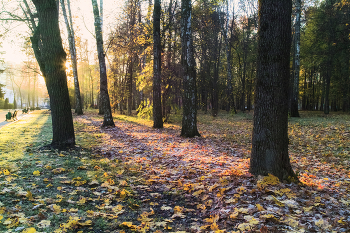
[0,109,349,232]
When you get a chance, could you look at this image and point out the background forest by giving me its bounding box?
[1,0,349,118]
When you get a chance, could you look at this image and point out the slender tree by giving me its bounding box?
[180,0,200,137]
[250,0,297,181]
[60,0,83,115]
[91,0,115,127]
[31,0,75,149]
[153,0,163,128]
[290,0,301,117]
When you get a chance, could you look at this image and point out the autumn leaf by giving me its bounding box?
[21,228,36,233]
[37,220,51,228]
[3,169,10,175]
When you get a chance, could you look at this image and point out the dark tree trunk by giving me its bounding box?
[153,0,163,128]
[92,0,115,126]
[31,0,75,149]
[250,0,297,181]
[324,60,331,114]
[180,0,200,137]
[302,71,307,110]
[126,56,133,116]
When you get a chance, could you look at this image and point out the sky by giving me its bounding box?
[1,0,124,65]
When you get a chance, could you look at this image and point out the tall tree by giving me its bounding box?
[31,0,75,149]
[290,0,301,117]
[91,0,115,127]
[180,0,200,137]
[60,0,83,115]
[250,0,297,181]
[224,1,236,113]
[153,0,163,128]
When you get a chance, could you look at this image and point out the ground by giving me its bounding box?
[0,110,349,233]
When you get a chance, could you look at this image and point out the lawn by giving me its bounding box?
[0,110,349,232]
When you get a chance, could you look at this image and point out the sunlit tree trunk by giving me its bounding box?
[180,0,200,137]
[91,0,115,126]
[153,0,163,128]
[250,0,297,181]
[31,0,75,149]
[290,0,301,117]
[60,0,83,115]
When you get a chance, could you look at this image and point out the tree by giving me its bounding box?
[60,0,83,115]
[0,83,4,99]
[4,98,9,109]
[91,0,115,127]
[290,0,301,117]
[250,0,297,181]
[180,0,200,137]
[153,0,163,128]
[31,0,75,149]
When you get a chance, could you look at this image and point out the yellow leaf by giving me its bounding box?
[117,169,124,175]
[120,189,126,199]
[59,153,65,157]
[3,169,10,175]
[22,228,36,233]
[26,191,34,201]
[77,197,86,205]
[79,220,92,226]
[256,204,265,211]
[33,171,40,176]
[52,204,61,214]
[120,222,134,227]
[192,190,204,196]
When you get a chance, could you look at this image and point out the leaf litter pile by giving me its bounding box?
[0,110,349,233]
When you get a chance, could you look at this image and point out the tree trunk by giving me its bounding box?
[91,0,115,126]
[290,0,301,117]
[250,0,297,181]
[180,0,200,137]
[31,0,75,149]
[60,0,83,115]
[153,0,163,128]
[224,3,236,114]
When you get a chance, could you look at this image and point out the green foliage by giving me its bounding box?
[137,101,153,119]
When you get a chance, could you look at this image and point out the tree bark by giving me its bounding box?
[290,0,301,117]
[60,0,83,115]
[31,0,75,149]
[250,0,297,181]
[153,0,163,128]
[91,0,115,126]
[180,0,200,137]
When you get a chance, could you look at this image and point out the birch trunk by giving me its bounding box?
[180,0,200,137]
[60,0,83,115]
[91,0,115,126]
[290,0,301,117]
